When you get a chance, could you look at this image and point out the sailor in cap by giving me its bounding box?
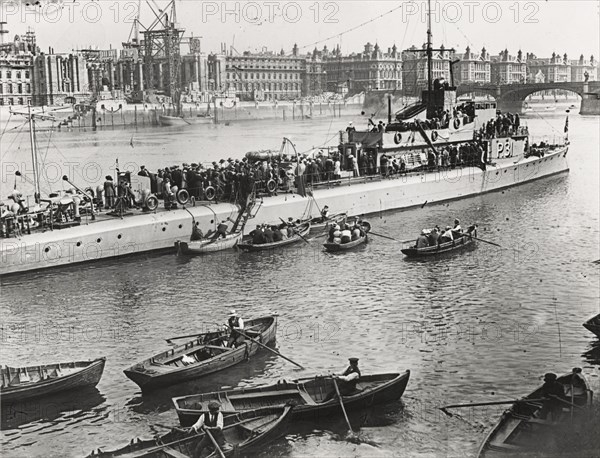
[322,357,362,402]
[452,218,462,238]
[320,205,330,222]
[540,372,565,420]
[225,309,245,348]
[189,400,225,456]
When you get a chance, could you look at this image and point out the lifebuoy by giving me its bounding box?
[145,194,159,211]
[394,132,402,144]
[176,188,190,205]
[453,118,460,129]
[205,186,216,201]
[84,187,95,198]
[361,221,372,233]
[266,179,277,193]
[431,131,439,142]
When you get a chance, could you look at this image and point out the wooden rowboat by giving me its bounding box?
[237,222,311,252]
[0,357,106,403]
[583,313,600,338]
[173,371,410,426]
[124,316,276,391]
[87,405,292,457]
[323,222,371,252]
[308,212,348,234]
[478,372,593,457]
[175,232,243,255]
[401,233,475,258]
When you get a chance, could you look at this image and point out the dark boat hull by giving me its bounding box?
[174,371,410,427]
[237,223,311,252]
[583,313,600,337]
[323,235,367,252]
[0,358,106,403]
[401,234,475,257]
[87,405,292,457]
[124,317,276,391]
[478,372,593,457]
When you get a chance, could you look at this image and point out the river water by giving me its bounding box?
[1,110,599,457]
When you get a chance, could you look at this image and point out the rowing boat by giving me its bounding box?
[401,233,475,258]
[123,316,276,391]
[0,357,106,403]
[237,222,311,252]
[583,313,600,338]
[323,221,371,252]
[173,371,410,426]
[308,212,348,233]
[175,232,243,255]
[478,372,593,457]
[86,405,292,457]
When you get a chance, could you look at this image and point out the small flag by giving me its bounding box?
[564,117,569,133]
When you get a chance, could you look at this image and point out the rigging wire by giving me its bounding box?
[298,4,404,50]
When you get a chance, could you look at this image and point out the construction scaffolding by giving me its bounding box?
[140,0,183,100]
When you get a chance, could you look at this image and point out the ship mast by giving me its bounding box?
[27,101,41,202]
[426,0,433,103]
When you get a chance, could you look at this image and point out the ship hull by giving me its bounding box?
[0,148,568,276]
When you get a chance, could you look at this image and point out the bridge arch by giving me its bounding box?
[500,83,584,103]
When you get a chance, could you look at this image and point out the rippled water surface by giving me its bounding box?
[1,112,599,457]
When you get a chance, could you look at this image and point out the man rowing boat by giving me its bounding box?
[322,357,362,402]
[225,310,245,348]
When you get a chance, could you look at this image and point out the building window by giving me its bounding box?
[18,97,24,105]
[16,71,21,79]
[0,84,2,94]
[8,98,14,105]
[17,84,22,93]
[7,84,12,94]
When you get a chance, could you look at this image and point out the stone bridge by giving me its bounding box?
[457,81,600,114]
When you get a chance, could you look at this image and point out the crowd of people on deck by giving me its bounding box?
[413,219,477,248]
[327,218,367,244]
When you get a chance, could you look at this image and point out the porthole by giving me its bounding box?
[76,241,82,247]
[162,227,166,232]
[117,234,122,239]
[179,224,183,229]
[96,238,102,243]
[44,246,50,253]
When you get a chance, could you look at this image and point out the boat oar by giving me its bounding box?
[307,232,328,242]
[468,234,502,248]
[369,231,402,242]
[236,330,304,369]
[439,398,546,417]
[332,377,360,444]
[279,217,309,244]
[201,427,226,458]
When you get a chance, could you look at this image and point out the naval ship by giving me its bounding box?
[0,5,568,277]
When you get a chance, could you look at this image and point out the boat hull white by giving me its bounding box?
[159,115,213,126]
[0,148,568,276]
